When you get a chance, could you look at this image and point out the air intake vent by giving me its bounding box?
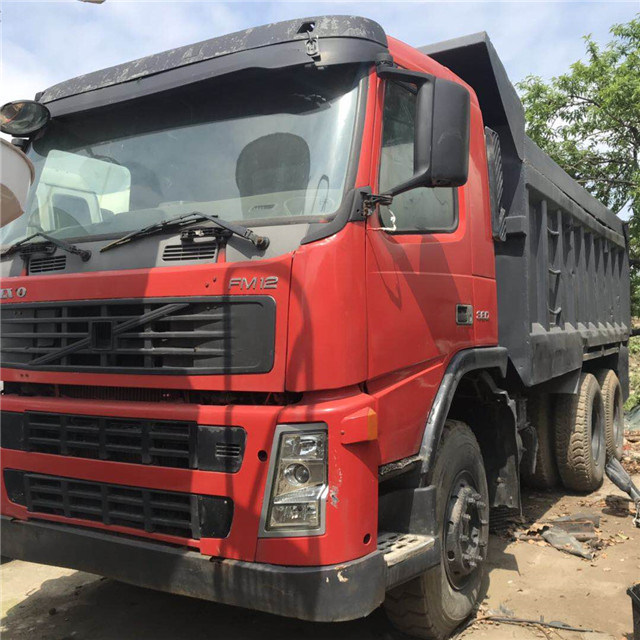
[215,442,243,458]
[162,243,218,262]
[29,255,67,274]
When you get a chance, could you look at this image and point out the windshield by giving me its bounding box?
[1,64,365,246]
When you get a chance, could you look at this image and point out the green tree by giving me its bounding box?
[518,17,640,310]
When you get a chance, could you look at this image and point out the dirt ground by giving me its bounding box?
[1,470,638,640]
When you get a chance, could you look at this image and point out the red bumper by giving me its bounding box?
[0,391,379,566]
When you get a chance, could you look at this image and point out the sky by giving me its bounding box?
[1,0,639,108]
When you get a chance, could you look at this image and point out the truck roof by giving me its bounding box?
[39,15,387,104]
[36,17,623,235]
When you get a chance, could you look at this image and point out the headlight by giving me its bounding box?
[260,424,328,536]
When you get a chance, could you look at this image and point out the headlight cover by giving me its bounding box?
[260,423,328,537]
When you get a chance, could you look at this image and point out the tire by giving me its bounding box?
[384,420,489,639]
[596,369,625,461]
[521,395,559,489]
[555,373,606,492]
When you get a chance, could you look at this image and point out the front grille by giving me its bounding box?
[3,470,233,539]
[162,243,217,261]
[0,296,276,374]
[28,255,67,274]
[1,411,246,473]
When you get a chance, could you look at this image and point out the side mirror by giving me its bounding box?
[376,67,470,197]
[0,100,50,136]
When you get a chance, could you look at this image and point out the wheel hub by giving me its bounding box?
[444,474,489,589]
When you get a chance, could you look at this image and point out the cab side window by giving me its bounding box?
[378,81,457,233]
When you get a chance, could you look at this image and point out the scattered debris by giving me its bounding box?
[511,513,604,559]
[542,526,594,560]
[551,512,601,540]
[605,457,640,527]
[455,606,602,638]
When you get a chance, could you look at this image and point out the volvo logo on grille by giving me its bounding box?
[0,287,27,299]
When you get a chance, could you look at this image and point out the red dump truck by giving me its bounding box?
[0,16,630,639]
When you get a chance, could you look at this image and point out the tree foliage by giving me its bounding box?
[518,16,640,309]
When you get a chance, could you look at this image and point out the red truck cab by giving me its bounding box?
[0,16,629,639]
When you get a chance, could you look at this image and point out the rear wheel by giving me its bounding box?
[596,369,624,460]
[521,394,559,489]
[555,373,606,492]
[384,420,489,639]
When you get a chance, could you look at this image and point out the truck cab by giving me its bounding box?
[0,16,629,639]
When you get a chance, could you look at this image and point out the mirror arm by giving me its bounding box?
[362,192,394,216]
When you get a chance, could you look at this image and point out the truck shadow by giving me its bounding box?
[1,488,617,640]
[0,571,398,640]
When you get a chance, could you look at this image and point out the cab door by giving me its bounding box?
[366,74,479,463]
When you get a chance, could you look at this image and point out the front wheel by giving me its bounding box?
[384,420,489,639]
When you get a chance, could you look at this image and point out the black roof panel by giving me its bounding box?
[40,15,387,104]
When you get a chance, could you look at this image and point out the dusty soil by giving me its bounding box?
[623,430,640,475]
[1,472,638,640]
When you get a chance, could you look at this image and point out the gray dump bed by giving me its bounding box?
[421,33,630,392]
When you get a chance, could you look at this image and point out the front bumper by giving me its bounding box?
[1,516,387,622]
[0,392,380,566]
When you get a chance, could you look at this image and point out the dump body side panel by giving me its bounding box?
[422,33,630,391]
[499,137,630,389]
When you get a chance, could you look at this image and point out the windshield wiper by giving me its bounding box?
[0,232,92,262]
[100,211,270,253]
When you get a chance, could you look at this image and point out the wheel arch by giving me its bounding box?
[378,347,522,536]
[418,347,509,477]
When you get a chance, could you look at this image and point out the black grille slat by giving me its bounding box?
[118,331,228,339]
[1,296,275,375]
[150,517,192,530]
[154,314,226,322]
[88,347,228,355]
[108,509,146,523]
[104,427,143,436]
[150,432,190,441]
[148,448,190,458]
[1,316,138,324]
[3,471,233,540]
[27,436,60,445]
[2,332,85,339]
[2,347,70,354]
[148,501,192,513]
